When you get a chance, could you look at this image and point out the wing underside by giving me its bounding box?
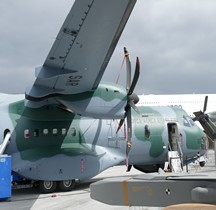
[26,0,137,101]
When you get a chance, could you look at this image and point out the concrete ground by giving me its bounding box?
[0,150,215,210]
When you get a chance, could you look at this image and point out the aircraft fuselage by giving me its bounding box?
[0,93,207,181]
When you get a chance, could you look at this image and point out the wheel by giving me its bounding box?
[39,180,57,193]
[199,161,206,167]
[57,180,75,192]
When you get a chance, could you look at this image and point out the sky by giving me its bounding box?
[1,0,216,95]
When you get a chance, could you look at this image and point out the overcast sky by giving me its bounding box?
[1,0,216,95]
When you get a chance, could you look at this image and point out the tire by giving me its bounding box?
[39,180,57,193]
[58,180,75,192]
[199,161,206,167]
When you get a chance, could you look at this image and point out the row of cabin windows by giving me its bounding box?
[24,128,77,139]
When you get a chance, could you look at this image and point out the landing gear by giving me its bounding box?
[39,180,57,193]
[57,180,75,192]
[198,156,206,167]
[38,180,76,193]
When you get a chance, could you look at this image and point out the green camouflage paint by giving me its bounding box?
[8,100,97,161]
[133,107,165,157]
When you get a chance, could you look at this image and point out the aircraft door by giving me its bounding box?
[107,120,124,148]
[168,123,178,151]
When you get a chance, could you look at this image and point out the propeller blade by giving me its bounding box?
[128,57,140,95]
[124,47,131,92]
[203,95,208,113]
[125,106,132,172]
[116,118,125,134]
[120,48,140,170]
[126,106,132,154]
[128,100,140,114]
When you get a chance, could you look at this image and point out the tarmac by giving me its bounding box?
[0,150,215,210]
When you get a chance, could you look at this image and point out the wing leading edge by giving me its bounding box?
[26,0,137,102]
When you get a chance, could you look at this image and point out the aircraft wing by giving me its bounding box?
[26,0,136,101]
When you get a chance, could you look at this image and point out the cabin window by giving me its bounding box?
[53,128,58,135]
[144,125,150,139]
[71,128,76,136]
[34,129,39,137]
[188,116,195,126]
[24,129,30,139]
[43,129,49,135]
[62,128,67,135]
[183,115,195,127]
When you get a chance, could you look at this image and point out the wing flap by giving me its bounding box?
[44,0,95,69]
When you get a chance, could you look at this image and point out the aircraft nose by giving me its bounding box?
[185,125,208,153]
[198,129,208,152]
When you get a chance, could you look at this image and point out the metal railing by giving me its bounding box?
[0,132,11,155]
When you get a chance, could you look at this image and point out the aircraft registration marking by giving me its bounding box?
[66,75,83,86]
[133,117,178,124]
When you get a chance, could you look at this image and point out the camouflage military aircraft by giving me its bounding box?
[1,0,207,193]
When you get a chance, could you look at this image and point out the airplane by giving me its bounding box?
[193,96,216,145]
[137,94,216,149]
[0,0,207,194]
[90,97,216,207]
[138,93,216,122]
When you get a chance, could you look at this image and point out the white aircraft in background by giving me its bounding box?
[138,93,216,121]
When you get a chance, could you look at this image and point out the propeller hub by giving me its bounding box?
[129,93,139,104]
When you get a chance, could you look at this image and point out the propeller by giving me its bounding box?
[193,95,216,145]
[193,95,209,122]
[116,47,140,171]
[203,95,208,113]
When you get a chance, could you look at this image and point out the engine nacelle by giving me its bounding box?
[26,82,127,119]
[57,82,127,119]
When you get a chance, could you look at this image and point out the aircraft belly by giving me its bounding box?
[13,154,96,180]
[11,146,124,181]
